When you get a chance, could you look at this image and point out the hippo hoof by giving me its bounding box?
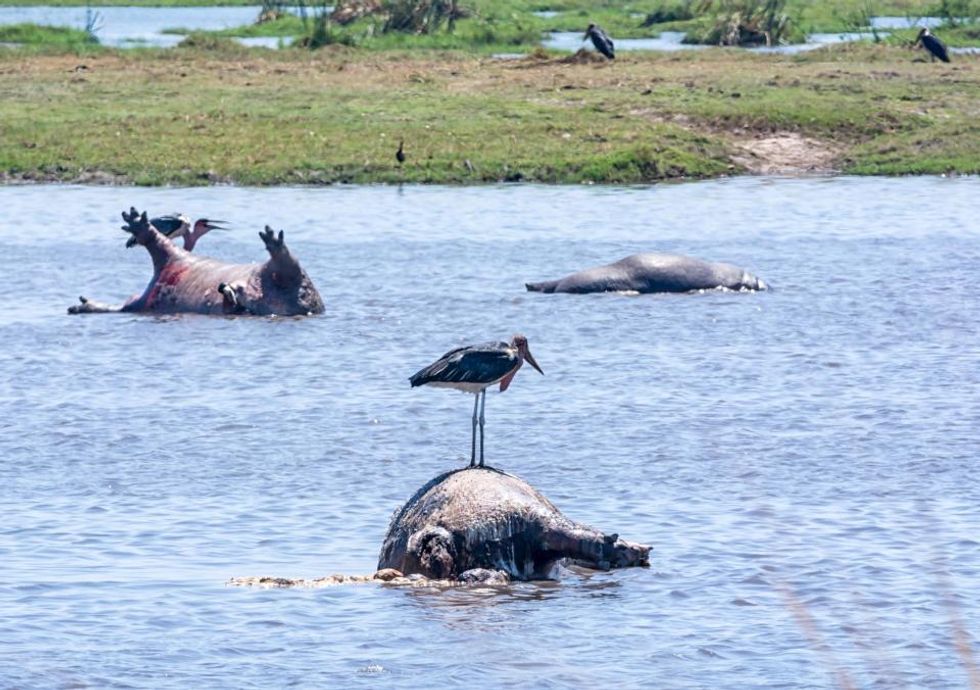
[67,295,109,314]
[458,568,510,585]
[67,296,88,314]
[259,226,286,254]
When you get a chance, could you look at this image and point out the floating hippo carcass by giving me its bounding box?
[378,467,650,582]
[526,252,767,294]
[68,208,324,316]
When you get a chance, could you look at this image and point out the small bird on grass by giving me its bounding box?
[396,140,406,165]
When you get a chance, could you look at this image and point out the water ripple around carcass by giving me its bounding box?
[0,177,978,688]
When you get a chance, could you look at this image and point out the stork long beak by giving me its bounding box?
[524,347,544,375]
[204,220,229,231]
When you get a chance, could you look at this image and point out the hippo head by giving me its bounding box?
[600,533,651,569]
[406,526,458,580]
[741,271,768,291]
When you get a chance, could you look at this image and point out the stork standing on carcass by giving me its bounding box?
[410,335,544,468]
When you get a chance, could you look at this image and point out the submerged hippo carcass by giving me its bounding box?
[378,468,650,581]
[526,252,767,294]
[68,207,324,316]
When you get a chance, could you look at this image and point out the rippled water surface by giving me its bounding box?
[1,177,979,689]
[1,8,965,53]
[0,5,305,47]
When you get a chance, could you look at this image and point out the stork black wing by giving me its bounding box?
[923,34,950,62]
[409,342,516,387]
[150,215,186,237]
[588,26,615,59]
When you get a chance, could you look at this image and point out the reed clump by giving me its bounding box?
[641,1,697,26]
[381,0,465,34]
[684,0,799,46]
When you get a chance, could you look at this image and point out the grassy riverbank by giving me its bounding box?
[0,44,977,184]
[0,22,97,45]
[0,0,967,38]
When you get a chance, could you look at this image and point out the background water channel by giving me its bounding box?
[0,5,306,47]
[1,7,966,52]
[1,177,978,688]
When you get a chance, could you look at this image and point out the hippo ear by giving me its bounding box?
[604,533,619,544]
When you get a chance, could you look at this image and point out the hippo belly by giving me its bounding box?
[526,252,767,294]
[378,467,650,581]
[69,208,324,317]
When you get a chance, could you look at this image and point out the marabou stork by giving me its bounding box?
[126,213,227,251]
[916,28,950,63]
[584,23,615,59]
[409,335,544,467]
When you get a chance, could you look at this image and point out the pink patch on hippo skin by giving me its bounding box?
[160,264,188,286]
[144,264,187,307]
[499,368,518,392]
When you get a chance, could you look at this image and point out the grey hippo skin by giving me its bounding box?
[526,252,767,294]
[68,207,324,316]
[378,467,650,581]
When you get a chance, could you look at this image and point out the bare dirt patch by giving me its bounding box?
[627,107,843,175]
[729,131,842,174]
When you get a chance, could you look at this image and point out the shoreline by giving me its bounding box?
[1,45,977,185]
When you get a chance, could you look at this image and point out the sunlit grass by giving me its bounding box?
[0,44,977,184]
[0,22,99,45]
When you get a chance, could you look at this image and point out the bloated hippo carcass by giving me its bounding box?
[378,468,650,582]
[526,252,767,294]
[68,207,324,316]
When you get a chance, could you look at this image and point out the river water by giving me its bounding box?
[0,5,308,47]
[1,8,966,53]
[1,177,978,688]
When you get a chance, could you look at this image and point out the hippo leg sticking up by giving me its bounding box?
[68,208,324,316]
[378,468,650,582]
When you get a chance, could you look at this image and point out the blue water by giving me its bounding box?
[545,29,892,55]
[1,177,979,688]
[0,5,308,47]
[546,29,704,53]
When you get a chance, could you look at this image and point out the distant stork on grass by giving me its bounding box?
[584,23,615,60]
[915,28,950,63]
[409,335,544,468]
[396,140,406,165]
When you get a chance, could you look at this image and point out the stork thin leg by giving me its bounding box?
[478,389,487,467]
[470,393,479,467]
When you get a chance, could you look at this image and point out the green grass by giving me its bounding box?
[4,0,980,56]
[168,15,306,38]
[154,0,980,53]
[893,22,980,45]
[171,11,544,51]
[0,44,977,184]
[0,22,99,46]
[0,51,729,183]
